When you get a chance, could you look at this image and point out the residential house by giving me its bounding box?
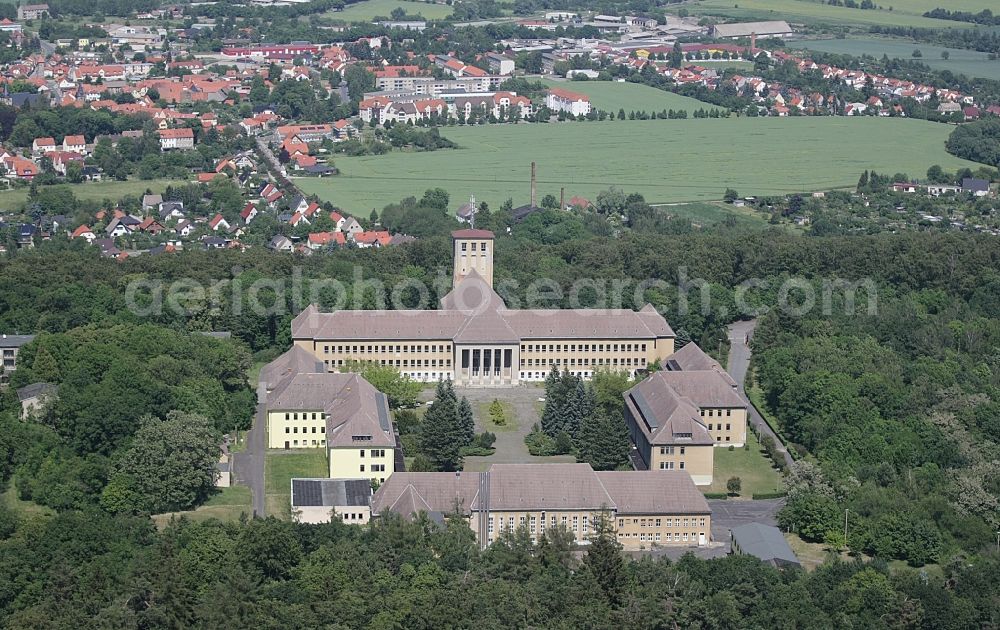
[142,194,163,211]
[158,201,185,220]
[545,87,591,116]
[963,178,990,197]
[32,137,56,155]
[17,4,49,20]
[158,127,195,151]
[240,202,258,224]
[307,231,345,250]
[268,235,293,252]
[106,215,141,237]
[62,135,86,154]
[175,220,195,237]
[70,224,96,242]
[208,213,230,231]
[1,334,36,382]
[16,382,56,419]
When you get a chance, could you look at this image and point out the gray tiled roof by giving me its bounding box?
[371,464,710,518]
[0,334,35,348]
[731,522,800,567]
[292,280,674,343]
[292,478,372,507]
[625,371,714,446]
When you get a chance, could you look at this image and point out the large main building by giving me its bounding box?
[292,229,676,386]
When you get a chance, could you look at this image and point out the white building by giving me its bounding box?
[545,87,591,116]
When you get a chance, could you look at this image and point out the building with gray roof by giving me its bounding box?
[291,478,373,524]
[730,522,801,568]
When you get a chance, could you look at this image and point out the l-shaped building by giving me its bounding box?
[291,229,676,387]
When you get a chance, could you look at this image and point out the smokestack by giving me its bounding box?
[560,187,564,211]
[750,32,757,54]
[530,161,537,208]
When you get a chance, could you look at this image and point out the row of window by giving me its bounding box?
[521,343,647,353]
[323,344,452,355]
[338,512,366,521]
[284,426,326,434]
[618,517,707,528]
[521,357,643,367]
[659,461,686,470]
[283,412,325,421]
[701,409,734,418]
[660,446,686,455]
[288,439,325,447]
[487,514,589,535]
[707,423,733,431]
[327,358,454,368]
[359,464,386,472]
[360,450,386,458]
[620,532,704,542]
[459,241,488,252]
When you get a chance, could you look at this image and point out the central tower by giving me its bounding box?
[451,229,495,289]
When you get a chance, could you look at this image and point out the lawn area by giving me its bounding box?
[297,117,976,212]
[150,486,252,529]
[656,201,771,229]
[1,481,55,519]
[264,450,328,518]
[0,178,182,211]
[326,0,453,21]
[674,0,977,29]
[705,443,785,497]
[540,79,726,114]
[475,400,518,432]
[790,37,1000,81]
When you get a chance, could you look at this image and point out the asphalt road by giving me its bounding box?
[233,382,267,517]
[727,320,794,469]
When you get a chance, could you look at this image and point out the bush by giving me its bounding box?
[726,476,742,496]
[704,492,728,499]
[728,445,735,451]
[752,491,789,500]
[525,424,557,456]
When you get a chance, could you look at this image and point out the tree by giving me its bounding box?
[582,510,625,604]
[726,476,742,496]
[419,380,467,471]
[575,411,629,471]
[100,411,220,514]
[940,50,949,60]
[339,360,420,408]
[540,193,559,210]
[458,395,474,444]
[778,491,841,542]
[912,49,922,58]
[723,188,739,203]
[488,399,506,426]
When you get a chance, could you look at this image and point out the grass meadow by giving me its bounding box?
[540,80,726,114]
[265,450,329,518]
[326,0,453,21]
[297,117,976,213]
[673,0,980,29]
[0,178,182,211]
[790,37,1000,81]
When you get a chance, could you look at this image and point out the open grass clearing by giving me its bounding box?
[656,201,772,228]
[540,79,726,114]
[672,0,977,29]
[150,486,252,529]
[1,481,55,519]
[705,443,785,497]
[297,117,976,213]
[326,0,453,22]
[790,37,1000,81]
[264,449,328,518]
[475,400,518,432]
[0,178,183,211]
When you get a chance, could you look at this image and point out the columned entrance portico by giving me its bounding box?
[454,344,519,387]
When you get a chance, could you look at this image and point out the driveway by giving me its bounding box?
[232,382,266,517]
[727,320,794,469]
[454,386,574,471]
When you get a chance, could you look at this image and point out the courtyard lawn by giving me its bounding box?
[0,178,182,211]
[327,0,453,21]
[297,117,977,212]
[150,486,252,529]
[672,0,978,29]
[540,79,726,115]
[475,400,518,432]
[264,450,329,518]
[790,37,1000,81]
[705,443,785,497]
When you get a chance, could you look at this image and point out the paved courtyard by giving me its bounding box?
[449,386,575,471]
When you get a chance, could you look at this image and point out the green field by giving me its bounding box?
[265,450,329,518]
[297,117,976,211]
[674,0,977,29]
[657,201,770,228]
[0,178,182,211]
[327,0,453,21]
[541,79,726,114]
[151,486,252,528]
[475,400,518,432]
[705,443,785,496]
[791,37,1000,81]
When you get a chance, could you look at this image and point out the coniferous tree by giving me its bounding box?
[541,366,564,436]
[576,411,630,471]
[582,509,625,604]
[419,380,465,471]
[458,395,474,445]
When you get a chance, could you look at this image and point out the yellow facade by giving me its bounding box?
[328,447,395,484]
[700,407,747,447]
[267,409,327,449]
[453,235,493,287]
[470,509,710,549]
[650,444,714,486]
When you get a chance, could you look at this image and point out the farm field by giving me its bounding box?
[297,117,977,212]
[674,0,977,29]
[0,178,182,211]
[790,37,1000,81]
[326,0,453,21]
[541,79,725,114]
